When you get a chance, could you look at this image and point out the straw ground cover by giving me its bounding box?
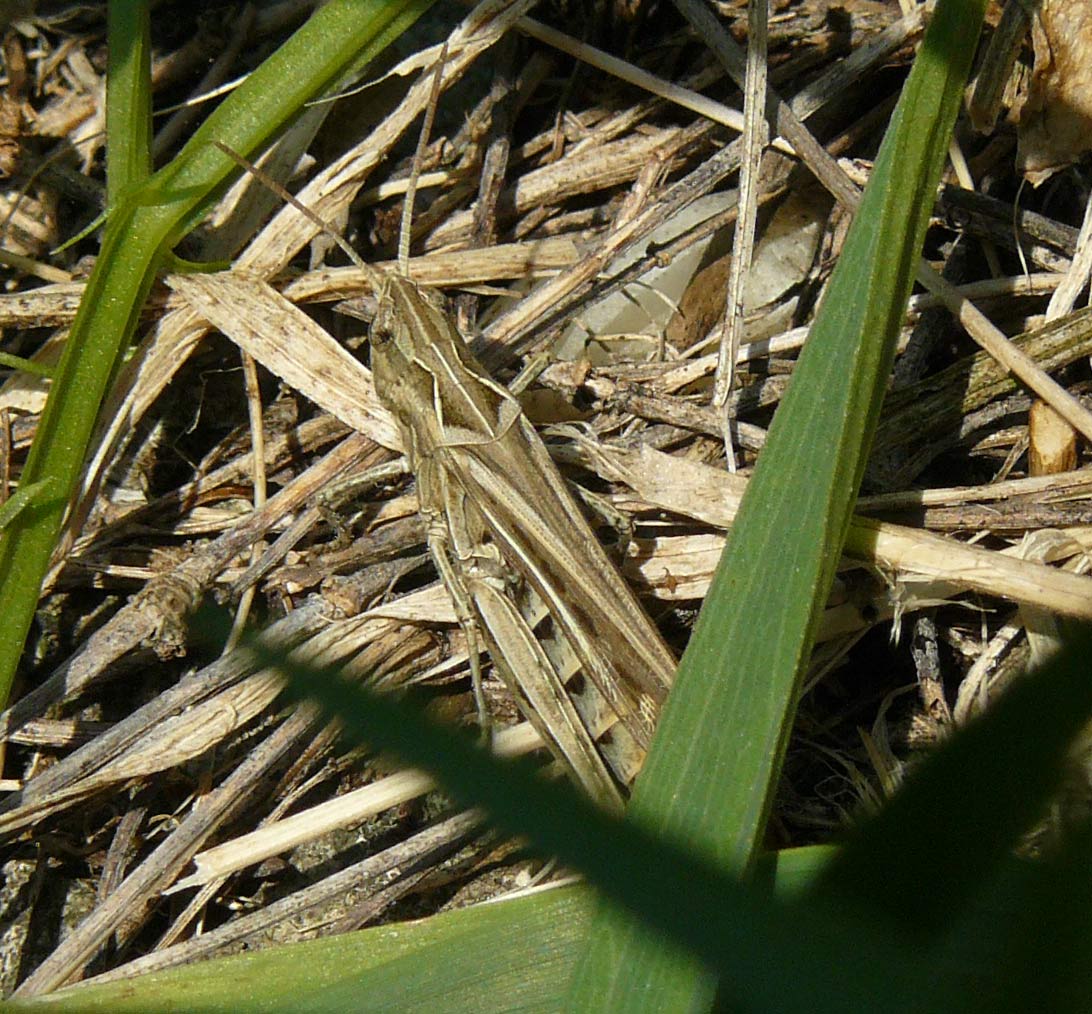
[2,0,1092,1008]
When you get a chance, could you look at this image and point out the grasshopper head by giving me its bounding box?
[371,275,450,362]
[369,275,449,422]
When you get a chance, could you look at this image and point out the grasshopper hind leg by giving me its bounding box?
[519,587,646,787]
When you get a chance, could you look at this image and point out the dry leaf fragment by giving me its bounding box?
[1016,0,1092,185]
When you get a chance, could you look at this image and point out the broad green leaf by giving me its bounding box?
[6,849,830,1014]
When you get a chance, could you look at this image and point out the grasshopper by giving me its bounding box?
[212,128,676,810]
[369,274,676,810]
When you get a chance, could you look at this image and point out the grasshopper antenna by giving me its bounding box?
[213,140,385,295]
[398,42,449,278]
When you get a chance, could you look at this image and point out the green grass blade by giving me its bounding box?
[801,622,1092,1009]
[804,626,1092,1011]
[0,0,436,707]
[0,351,55,378]
[256,622,1092,1014]
[941,818,1092,1011]
[105,1,152,205]
[567,0,988,1008]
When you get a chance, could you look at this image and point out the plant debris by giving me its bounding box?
[1,0,1092,997]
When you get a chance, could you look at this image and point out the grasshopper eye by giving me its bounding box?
[370,307,397,347]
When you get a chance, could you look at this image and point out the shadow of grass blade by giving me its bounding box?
[810,623,1092,938]
[0,0,436,708]
[566,0,988,1009]
[803,626,1092,1010]
[179,616,922,1013]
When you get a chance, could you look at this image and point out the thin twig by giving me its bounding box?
[714,0,769,470]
